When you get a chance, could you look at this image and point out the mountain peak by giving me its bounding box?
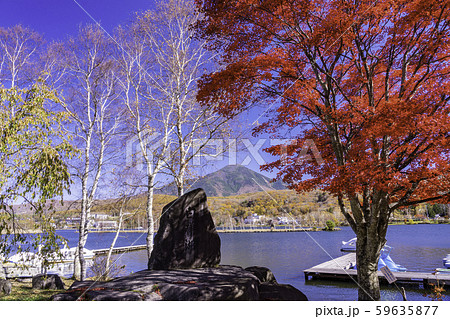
[160,165,286,197]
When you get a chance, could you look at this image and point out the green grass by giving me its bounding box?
[0,278,74,301]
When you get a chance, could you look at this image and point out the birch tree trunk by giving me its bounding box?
[50,25,119,281]
[105,204,124,279]
[145,176,155,258]
[115,20,173,259]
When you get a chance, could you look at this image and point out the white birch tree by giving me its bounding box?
[114,23,173,259]
[138,0,231,197]
[0,25,42,92]
[51,25,120,280]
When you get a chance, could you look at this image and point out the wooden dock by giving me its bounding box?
[304,253,450,288]
[217,227,316,233]
[92,244,147,255]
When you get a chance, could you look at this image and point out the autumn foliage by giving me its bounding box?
[197,0,450,300]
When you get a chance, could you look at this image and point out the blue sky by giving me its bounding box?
[0,0,155,40]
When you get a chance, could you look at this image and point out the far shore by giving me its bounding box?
[9,220,449,235]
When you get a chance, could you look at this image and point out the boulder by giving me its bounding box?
[148,188,221,270]
[258,283,308,301]
[245,266,277,284]
[85,290,145,301]
[0,279,12,295]
[51,265,260,301]
[51,291,81,301]
[32,274,65,290]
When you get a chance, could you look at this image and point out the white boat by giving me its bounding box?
[6,247,95,277]
[341,237,357,252]
[378,246,407,272]
[46,247,95,276]
[443,254,450,269]
[7,251,42,267]
[8,247,94,265]
[341,238,407,272]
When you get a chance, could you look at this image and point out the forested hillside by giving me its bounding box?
[49,189,448,230]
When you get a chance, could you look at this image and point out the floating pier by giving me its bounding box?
[92,244,147,255]
[217,227,315,233]
[304,253,450,288]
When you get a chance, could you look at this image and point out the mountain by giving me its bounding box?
[158,165,286,197]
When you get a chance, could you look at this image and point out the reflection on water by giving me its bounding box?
[56,224,450,301]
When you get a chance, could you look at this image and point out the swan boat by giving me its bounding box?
[5,247,95,277]
[341,238,407,272]
[341,237,357,252]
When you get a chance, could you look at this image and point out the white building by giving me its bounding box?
[244,213,265,224]
[92,213,110,220]
[95,220,118,230]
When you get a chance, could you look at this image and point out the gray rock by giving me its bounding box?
[32,274,65,290]
[148,188,221,270]
[51,265,260,301]
[143,292,164,301]
[85,290,144,301]
[50,266,310,301]
[0,279,12,295]
[258,283,308,301]
[52,280,163,301]
[51,292,79,301]
[245,266,277,284]
[14,277,33,283]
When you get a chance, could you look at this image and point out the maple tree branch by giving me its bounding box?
[338,194,356,232]
[391,193,449,211]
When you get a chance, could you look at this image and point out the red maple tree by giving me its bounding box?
[196,0,450,300]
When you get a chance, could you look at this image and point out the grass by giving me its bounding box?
[0,277,74,301]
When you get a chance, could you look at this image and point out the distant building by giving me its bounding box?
[277,216,291,224]
[65,212,118,230]
[244,213,265,224]
[65,217,81,227]
[65,216,95,229]
[95,220,118,230]
[92,213,109,220]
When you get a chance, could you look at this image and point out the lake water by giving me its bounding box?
[56,224,450,301]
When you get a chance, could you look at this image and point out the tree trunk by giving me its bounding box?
[176,173,184,197]
[355,231,381,301]
[74,191,89,281]
[342,191,390,301]
[146,176,155,260]
[75,207,90,281]
[105,206,124,279]
[73,249,80,280]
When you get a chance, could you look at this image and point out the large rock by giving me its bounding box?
[148,188,221,270]
[32,274,65,290]
[0,279,12,295]
[51,265,310,301]
[52,266,259,301]
[245,266,277,284]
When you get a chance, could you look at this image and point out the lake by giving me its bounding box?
[56,224,450,301]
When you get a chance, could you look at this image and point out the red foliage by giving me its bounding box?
[197,0,450,209]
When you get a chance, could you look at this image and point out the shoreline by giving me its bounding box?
[11,220,450,235]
